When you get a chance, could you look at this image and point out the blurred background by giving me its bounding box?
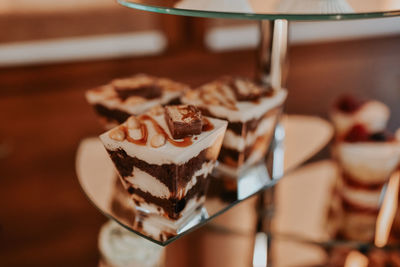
[1,1,400,266]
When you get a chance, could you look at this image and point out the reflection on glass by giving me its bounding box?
[176,0,253,13]
[277,0,353,14]
[76,115,333,245]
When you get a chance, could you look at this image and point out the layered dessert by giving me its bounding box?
[86,74,187,128]
[330,95,389,139]
[181,76,287,176]
[336,125,400,241]
[100,105,227,228]
[327,247,400,267]
[328,96,400,242]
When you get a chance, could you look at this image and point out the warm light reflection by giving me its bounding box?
[375,171,400,247]
[344,251,369,267]
[252,232,268,267]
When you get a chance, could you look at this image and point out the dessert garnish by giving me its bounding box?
[343,124,369,142]
[344,124,394,143]
[108,106,215,148]
[165,105,203,139]
[228,76,273,102]
[335,94,365,113]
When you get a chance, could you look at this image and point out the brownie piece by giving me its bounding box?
[165,105,203,139]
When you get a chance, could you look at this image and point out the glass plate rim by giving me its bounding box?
[117,0,400,21]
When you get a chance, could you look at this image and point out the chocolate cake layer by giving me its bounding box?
[127,175,208,219]
[115,84,162,101]
[167,97,181,105]
[93,97,183,125]
[93,103,131,124]
[199,107,280,135]
[341,196,380,214]
[342,173,386,190]
[107,148,212,192]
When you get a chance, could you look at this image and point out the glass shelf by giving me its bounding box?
[76,115,333,245]
[118,0,400,20]
[206,160,399,266]
[270,160,400,261]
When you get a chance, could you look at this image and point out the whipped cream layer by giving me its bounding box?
[341,183,383,210]
[331,100,390,137]
[124,161,215,199]
[182,88,287,123]
[100,114,227,165]
[337,142,400,185]
[223,115,276,151]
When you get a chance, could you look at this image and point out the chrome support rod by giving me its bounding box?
[258,20,289,89]
[253,19,289,267]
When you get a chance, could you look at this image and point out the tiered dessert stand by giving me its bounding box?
[76,1,400,266]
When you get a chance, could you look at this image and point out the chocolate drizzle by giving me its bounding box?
[141,114,193,147]
[202,118,214,132]
[121,122,148,146]
[116,112,215,148]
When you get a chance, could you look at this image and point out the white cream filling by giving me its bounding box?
[181,88,287,123]
[125,167,171,199]
[100,115,227,165]
[124,161,215,199]
[338,142,400,184]
[341,184,383,209]
[223,116,276,151]
[181,161,215,197]
[331,100,390,136]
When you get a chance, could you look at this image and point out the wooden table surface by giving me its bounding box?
[0,36,400,267]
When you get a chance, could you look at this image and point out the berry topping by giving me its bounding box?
[336,95,364,113]
[344,124,369,142]
[370,132,393,142]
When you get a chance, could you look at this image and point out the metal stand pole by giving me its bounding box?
[253,19,289,267]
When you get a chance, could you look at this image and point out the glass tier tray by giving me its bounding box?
[205,160,399,266]
[76,115,332,245]
[272,160,400,251]
[118,0,400,20]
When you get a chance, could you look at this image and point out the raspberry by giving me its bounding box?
[336,95,363,113]
[344,124,369,142]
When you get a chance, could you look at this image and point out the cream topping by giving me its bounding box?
[331,100,390,136]
[338,142,400,184]
[100,114,227,165]
[182,87,287,123]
